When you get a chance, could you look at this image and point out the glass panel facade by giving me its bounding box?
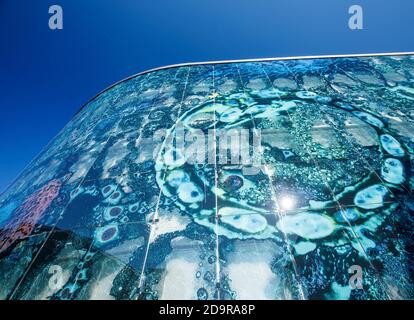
[0,54,413,300]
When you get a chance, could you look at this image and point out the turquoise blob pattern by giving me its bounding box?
[0,54,414,300]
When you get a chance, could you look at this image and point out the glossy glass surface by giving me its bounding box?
[1,55,413,300]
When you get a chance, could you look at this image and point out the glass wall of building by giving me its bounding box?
[0,54,413,300]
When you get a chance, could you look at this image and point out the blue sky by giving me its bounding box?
[0,0,413,193]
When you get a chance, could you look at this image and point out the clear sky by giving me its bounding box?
[0,0,413,193]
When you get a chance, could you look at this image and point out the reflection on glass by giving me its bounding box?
[0,55,414,300]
